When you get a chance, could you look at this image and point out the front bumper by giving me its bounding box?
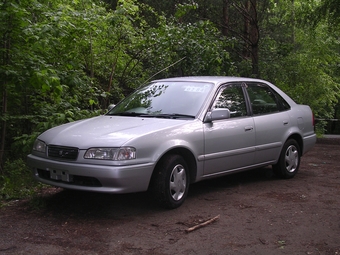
[27,154,155,193]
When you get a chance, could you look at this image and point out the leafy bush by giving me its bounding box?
[0,159,38,203]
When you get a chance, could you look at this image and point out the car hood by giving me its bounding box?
[38,115,189,148]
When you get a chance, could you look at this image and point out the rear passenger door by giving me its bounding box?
[246,82,291,164]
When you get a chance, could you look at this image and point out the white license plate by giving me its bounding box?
[50,169,73,182]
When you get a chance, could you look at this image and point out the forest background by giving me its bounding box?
[0,0,339,201]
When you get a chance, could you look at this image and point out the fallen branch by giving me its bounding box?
[185,215,220,233]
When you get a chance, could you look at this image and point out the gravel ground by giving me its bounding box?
[0,139,339,255]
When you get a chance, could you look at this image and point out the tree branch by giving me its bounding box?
[185,215,220,233]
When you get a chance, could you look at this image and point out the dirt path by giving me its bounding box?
[0,140,339,255]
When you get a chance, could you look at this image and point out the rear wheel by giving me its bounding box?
[273,139,300,179]
[151,154,190,209]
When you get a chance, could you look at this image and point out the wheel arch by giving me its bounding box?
[286,133,303,155]
[149,147,197,189]
[273,134,302,179]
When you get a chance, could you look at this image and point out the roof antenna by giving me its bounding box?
[141,56,186,86]
[109,57,186,111]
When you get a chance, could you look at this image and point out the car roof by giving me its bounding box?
[152,76,268,85]
[151,76,297,106]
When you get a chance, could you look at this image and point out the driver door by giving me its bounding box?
[203,83,255,176]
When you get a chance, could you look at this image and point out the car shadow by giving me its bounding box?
[29,188,158,219]
[188,166,275,197]
[27,166,276,219]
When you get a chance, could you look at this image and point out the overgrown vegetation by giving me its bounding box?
[1,0,339,201]
[0,159,35,205]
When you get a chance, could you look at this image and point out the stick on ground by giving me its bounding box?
[185,214,220,233]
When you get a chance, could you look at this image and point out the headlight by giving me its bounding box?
[33,139,46,153]
[84,147,136,160]
[116,147,136,161]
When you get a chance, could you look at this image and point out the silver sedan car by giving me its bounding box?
[27,76,316,208]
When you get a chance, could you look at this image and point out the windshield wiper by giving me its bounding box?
[107,112,146,117]
[141,113,195,119]
[107,112,195,119]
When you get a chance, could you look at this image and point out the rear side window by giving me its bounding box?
[247,83,281,115]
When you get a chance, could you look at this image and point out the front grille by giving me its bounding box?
[48,145,79,160]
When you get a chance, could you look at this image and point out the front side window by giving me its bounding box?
[212,84,247,118]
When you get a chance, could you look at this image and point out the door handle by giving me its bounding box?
[283,120,289,125]
[244,126,254,131]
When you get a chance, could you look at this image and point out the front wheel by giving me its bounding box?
[151,154,190,209]
[273,139,301,179]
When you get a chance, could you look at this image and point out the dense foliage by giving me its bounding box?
[0,0,339,200]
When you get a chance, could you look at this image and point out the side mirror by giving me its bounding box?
[204,108,230,122]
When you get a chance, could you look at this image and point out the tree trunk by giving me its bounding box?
[249,0,259,77]
[242,0,251,60]
[291,0,295,44]
[222,0,229,36]
[242,0,259,77]
[0,7,11,172]
[222,0,260,77]
[0,89,7,173]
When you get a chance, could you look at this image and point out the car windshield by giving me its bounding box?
[107,81,213,118]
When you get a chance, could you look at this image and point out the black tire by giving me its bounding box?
[151,154,190,209]
[273,139,301,179]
